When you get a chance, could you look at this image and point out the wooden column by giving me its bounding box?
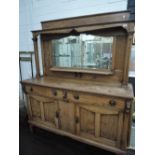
[111,37,117,71]
[32,33,40,78]
[40,35,45,75]
[122,33,133,85]
[122,100,132,148]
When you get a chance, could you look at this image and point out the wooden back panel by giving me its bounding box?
[41,11,130,30]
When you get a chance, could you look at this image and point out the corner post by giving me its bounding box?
[122,23,134,85]
[32,33,40,78]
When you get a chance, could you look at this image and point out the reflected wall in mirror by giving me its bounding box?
[52,34,113,70]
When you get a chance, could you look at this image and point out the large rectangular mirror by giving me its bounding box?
[52,34,113,70]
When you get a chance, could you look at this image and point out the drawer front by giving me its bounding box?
[25,85,65,99]
[68,92,125,111]
[25,85,125,111]
[25,85,52,97]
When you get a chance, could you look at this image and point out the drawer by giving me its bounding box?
[24,85,125,110]
[25,85,65,99]
[51,89,125,111]
[68,91,125,110]
[25,85,52,97]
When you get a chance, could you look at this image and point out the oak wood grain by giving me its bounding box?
[22,11,134,155]
[22,77,133,99]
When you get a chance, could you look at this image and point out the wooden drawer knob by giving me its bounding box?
[109,99,116,106]
[63,90,68,102]
[30,87,33,92]
[74,95,79,100]
[52,90,57,96]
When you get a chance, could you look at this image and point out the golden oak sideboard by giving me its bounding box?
[21,11,134,155]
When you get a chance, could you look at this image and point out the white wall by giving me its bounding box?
[19,0,127,101]
[19,0,127,51]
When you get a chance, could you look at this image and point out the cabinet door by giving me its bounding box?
[58,100,75,134]
[27,95,59,128]
[75,104,124,147]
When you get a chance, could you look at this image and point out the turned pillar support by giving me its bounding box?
[32,33,40,79]
[122,33,134,85]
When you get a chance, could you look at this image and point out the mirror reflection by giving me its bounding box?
[52,34,113,69]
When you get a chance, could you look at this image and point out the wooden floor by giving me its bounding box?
[19,106,135,155]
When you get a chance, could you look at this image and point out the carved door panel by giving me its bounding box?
[43,99,59,128]
[58,100,75,134]
[76,104,124,147]
[28,95,41,120]
[27,95,59,128]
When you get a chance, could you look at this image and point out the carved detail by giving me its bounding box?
[75,116,79,124]
[109,99,116,106]
[63,90,69,102]
[125,101,131,113]
[74,94,79,100]
[69,29,80,35]
[32,37,37,42]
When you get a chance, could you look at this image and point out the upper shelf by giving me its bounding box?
[32,11,134,36]
[41,11,130,30]
[50,67,114,75]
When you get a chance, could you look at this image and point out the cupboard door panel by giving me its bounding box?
[44,102,57,122]
[59,101,75,134]
[80,108,95,135]
[100,114,118,141]
[77,103,124,147]
[43,101,59,128]
[29,96,41,119]
[28,95,59,128]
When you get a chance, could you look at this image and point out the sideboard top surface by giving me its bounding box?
[21,77,133,99]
